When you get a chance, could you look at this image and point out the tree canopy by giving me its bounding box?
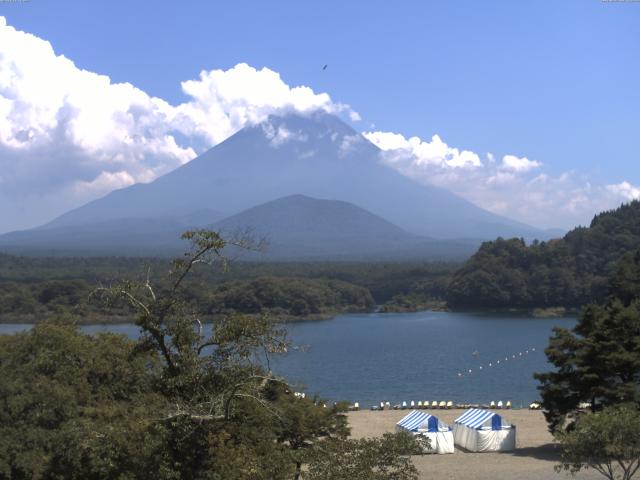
[0,253,455,323]
[535,249,640,432]
[556,405,640,480]
[447,201,640,309]
[0,230,422,479]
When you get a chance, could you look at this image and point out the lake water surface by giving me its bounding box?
[1,310,574,408]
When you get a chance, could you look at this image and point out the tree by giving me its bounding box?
[556,405,640,480]
[304,432,423,480]
[93,230,423,478]
[447,201,640,310]
[0,230,424,479]
[535,250,640,432]
[0,318,165,480]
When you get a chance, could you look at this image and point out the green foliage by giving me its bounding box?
[208,276,374,318]
[448,201,640,309]
[0,230,426,479]
[0,319,164,479]
[304,432,422,480]
[535,250,640,432]
[556,405,640,480]
[0,253,457,323]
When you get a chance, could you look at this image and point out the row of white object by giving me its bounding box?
[457,348,537,377]
[380,400,454,409]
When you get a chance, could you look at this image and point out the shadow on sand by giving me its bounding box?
[512,443,560,461]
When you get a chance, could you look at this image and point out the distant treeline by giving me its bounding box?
[7,200,638,321]
[447,201,640,309]
[0,255,458,323]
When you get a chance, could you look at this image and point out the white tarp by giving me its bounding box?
[396,410,455,454]
[420,430,455,454]
[452,408,516,452]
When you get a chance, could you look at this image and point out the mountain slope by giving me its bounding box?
[211,194,476,260]
[0,195,478,259]
[446,200,640,308]
[0,211,224,256]
[43,112,547,240]
[0,112,553,258]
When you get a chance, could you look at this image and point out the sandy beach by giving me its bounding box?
[347,409,601,480]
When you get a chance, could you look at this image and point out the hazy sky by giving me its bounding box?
[1,0,639,233]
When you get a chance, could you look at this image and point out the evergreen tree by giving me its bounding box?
[535,250,640,432]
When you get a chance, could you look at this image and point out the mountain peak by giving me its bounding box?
[234,110,371,157]
[4,111,554,254]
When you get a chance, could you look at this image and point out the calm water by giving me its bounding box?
[0,311,574,407]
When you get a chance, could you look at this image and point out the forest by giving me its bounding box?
[447,201,640,309]
[0,254,456,323]
[3,201,640,323]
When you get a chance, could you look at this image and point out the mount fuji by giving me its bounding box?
[0,112,554,258]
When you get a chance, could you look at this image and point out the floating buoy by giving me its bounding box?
[479,366,483,370]
[468,369,472,373]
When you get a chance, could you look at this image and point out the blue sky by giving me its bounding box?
[0,0,639,232]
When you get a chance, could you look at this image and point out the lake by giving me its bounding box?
[0,310,574,408]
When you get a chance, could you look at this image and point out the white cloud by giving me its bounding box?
[364,131,483,169]
[338,133,364,157]
[364,128,639,229]
[175,63,356,145]
[261,122,308,148]
[500,154,542,172]
[0,16,636,234]
[606,181,640,201]
[0,16,358,232]
[73,171,136,195]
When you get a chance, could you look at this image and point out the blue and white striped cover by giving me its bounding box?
[454,408,506,430]
[397,410,437,432]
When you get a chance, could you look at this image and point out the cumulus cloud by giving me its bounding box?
[0,16,636,234]
[364,129,639,229]
[364,131,482,169]
[0,16,357,232]
[607,181,640,201]
[175,63,355,145]
[500,154,542,172]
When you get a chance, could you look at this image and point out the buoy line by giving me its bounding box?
[456,347,537,378]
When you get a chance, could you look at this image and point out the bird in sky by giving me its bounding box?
[322,64,328,70]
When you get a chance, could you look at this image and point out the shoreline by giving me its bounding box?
[0,303,579,325]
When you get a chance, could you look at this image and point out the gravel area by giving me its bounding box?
[347,409,601,480]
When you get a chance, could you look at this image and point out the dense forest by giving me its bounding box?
[0,254,457,323]
[4,200,639,321]
[447,201,640,309]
